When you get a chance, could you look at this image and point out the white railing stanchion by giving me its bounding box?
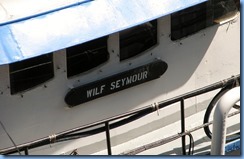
[211,86,240,155]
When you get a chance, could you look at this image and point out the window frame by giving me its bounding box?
[9,53,54,95]
[119,20,158,61]
[66,36,110,78]
[170,0,239,41]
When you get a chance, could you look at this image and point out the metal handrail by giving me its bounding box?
[0,74,240,155]
[211,86,240,155]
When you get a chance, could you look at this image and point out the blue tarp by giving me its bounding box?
[0,0,207,65]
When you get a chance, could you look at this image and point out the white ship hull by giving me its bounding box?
[0,0,240,155]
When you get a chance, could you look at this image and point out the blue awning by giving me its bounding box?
[0,0,207,65]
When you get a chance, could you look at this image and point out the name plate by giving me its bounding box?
[65,60,168,107]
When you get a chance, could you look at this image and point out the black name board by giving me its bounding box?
[65,60,168,107]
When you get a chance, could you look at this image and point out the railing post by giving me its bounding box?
[180,99,186,155]
[105,122,112,155]
[24,148,29,155]
[211,86,240,155]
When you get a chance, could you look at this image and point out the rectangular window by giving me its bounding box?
[66,36,109,78]
[9,54,54,94]
[171,0,239,41]
[120,20,157,61]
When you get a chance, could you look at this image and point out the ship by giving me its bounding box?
[0,0,240,155]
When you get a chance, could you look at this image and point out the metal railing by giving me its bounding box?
[0,74,240,155]
[211,86,240,155]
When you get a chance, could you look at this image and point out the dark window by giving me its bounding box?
[213,0,239,23]
[171,0,239,40]
[120,20,157,61]
[9,54,54,94]
[66,36,109,78]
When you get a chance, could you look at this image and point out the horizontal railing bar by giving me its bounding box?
[120,109,240,155]
[158,75,240,108]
